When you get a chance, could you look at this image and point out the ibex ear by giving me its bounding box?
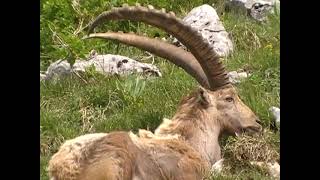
[198,86,210,107]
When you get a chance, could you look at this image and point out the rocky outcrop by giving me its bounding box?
[226,0,280,21]
[173,4,233,57]
[40,51,161,81]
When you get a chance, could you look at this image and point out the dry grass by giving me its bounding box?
[223,130,279,165]
[206,130,280,179]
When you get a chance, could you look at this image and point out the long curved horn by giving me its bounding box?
[83,32,209,88]
[87,5,230,90]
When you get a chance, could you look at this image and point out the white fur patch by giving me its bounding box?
[128,127,181,149]
[211,158,224,173]
[48,133,108,179]
[138,129,156,138]
[140,129,180,140]
[60,133,108,152]
[154,118,181,139]
[155,118,172,134]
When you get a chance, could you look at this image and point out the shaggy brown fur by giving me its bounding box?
[48,86,262,180]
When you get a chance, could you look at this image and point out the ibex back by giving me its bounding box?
[48,4,262,180]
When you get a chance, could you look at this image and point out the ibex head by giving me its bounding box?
[84,4,262,136]
[196,85,261,136]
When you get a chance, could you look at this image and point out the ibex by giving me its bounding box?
[48,4,262,180]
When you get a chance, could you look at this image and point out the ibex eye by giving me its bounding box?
[225,97,234,102]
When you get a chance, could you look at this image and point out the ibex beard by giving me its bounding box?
[48,4,262,180]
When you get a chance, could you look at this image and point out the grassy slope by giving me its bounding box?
[40,0,279,179]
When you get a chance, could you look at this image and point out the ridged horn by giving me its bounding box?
[83,32,209,88]
[87,5,230,90]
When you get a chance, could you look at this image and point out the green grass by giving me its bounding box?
[40,0,280,179]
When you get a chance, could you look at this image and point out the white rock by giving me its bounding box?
[43,60,72,81]
[250,161,280,179]
[173,4,233,57]
[227,0,280,21]
[228,70,250,84]
[40,51,162,82]
[269,106,280,123]
[40,73,47,81]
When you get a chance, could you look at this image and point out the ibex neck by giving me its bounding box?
[155,93,223,166]
[184,123,221,166]
[155,115,222,166]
